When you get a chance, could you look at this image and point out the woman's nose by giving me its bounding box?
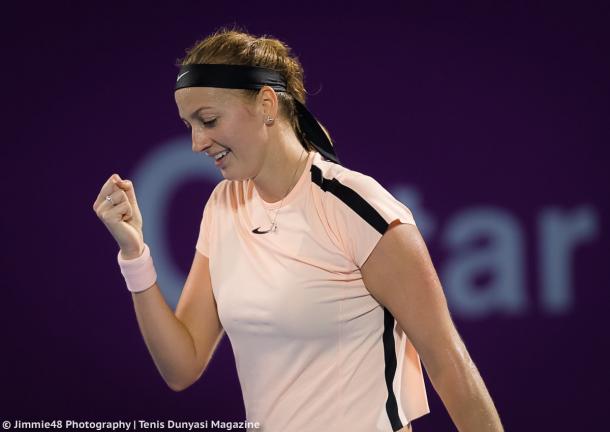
[192,128,212,153]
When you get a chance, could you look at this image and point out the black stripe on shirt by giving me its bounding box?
[310,163,404,431]
[310,164,388,234]
[383,307,405,431]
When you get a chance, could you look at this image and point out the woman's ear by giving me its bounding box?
[258,85,279,121]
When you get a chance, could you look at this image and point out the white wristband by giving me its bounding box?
[117,243,157,293]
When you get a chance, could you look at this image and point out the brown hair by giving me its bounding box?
[176,26,332,152]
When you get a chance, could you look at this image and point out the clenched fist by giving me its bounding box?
[93,173,144,260]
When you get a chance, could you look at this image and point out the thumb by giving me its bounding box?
[117,179,140,210]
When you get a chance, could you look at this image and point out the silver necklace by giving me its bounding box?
[252,148,307,234]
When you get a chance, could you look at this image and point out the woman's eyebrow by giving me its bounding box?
[181,106,214,121]
[190,106,214,118]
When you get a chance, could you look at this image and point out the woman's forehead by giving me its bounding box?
[175,87,241,108]
[175,87,255,120]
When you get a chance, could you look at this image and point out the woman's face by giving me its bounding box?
[175,86,270,181]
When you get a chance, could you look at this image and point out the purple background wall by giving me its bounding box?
[3,2,609,430]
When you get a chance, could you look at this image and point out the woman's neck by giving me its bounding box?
[252,133,309,204]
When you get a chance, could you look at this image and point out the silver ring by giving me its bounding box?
[105,195,114,205]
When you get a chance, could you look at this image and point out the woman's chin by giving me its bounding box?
[221,170,249,182]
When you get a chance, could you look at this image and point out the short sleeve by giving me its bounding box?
[195,182,222,258]
[325,172,416,268]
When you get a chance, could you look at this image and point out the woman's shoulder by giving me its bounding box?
[209,178,246,199]
[205,178,254,212]
[309,157,416,267]
[310,155,391,202]
[201,180,229,213]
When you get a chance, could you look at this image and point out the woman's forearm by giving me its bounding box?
[428,353,504,431]
[131,282,199,391]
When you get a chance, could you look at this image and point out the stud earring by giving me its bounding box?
[264,115,274,125]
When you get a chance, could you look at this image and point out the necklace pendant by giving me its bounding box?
[271,223,278,233]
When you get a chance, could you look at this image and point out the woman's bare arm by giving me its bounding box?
[360,222,504,431]
[131,250,223,391]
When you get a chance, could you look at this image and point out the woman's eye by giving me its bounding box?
[201,118,217,127]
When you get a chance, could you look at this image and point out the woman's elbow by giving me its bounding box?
[166,365,206,392]
[167,379,192,392]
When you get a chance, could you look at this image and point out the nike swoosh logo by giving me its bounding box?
[252,227,271,234]
[176,71,190,82]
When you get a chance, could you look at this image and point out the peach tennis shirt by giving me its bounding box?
[196,150,430,431]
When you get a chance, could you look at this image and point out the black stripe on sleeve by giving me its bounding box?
[310,165,388,234]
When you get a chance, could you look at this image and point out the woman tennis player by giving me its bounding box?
[93,28,503,432]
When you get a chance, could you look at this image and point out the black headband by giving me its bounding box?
[174,64,341,165]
